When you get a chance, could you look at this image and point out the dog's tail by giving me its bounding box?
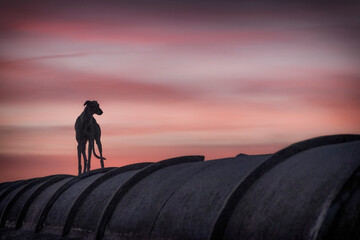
[92,141,106,160]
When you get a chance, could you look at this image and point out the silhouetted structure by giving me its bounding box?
[0,134,359,240]
[75,100,106,175]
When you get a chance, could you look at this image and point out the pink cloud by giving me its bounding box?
[0,61,195,103]
[6,19,297,46]
[1,0,357,50]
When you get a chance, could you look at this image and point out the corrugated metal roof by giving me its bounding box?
[0,134,359,240]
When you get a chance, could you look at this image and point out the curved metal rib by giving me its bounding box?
[310,165,360,240]
[0,179,38,204]
[34,168,114,233]
[15,175,72,229]
[61,162,152,237]
[0,177,43,227]
[210,134,360,240]
[95,155,204,240]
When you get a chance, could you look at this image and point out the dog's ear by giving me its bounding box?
[84,100,91,106]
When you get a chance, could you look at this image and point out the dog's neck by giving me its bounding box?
[81,106,94,124]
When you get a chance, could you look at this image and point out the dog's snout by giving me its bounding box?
[97,109,103,115]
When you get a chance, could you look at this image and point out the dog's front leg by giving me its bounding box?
[87,140,93,172]
[81,141,87,173]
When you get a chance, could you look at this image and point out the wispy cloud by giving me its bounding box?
[0,61,196,103]
[3,52,89,63]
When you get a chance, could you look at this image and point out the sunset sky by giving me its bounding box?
[1,1,359,182]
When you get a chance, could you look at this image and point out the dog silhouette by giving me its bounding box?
[75,100,106,175]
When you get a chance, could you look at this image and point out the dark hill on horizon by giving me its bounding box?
[0,134,359,240]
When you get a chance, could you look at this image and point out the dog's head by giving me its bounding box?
[84,100,103,115]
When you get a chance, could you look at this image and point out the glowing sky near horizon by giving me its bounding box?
[0,1,359,181]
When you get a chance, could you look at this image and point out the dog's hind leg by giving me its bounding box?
[77,143,82,175]
[95,139,105,168]
[81,141,87,173]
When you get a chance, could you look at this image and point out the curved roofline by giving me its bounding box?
[1,177,47,227]
[0,134,359,240]
[210,134,360,240]
[61,162,153,237]
[0,178,39,204]
[312,165,360,240]
[95,155,204,240]
[15,175,72,230]
[34,167,115,233]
